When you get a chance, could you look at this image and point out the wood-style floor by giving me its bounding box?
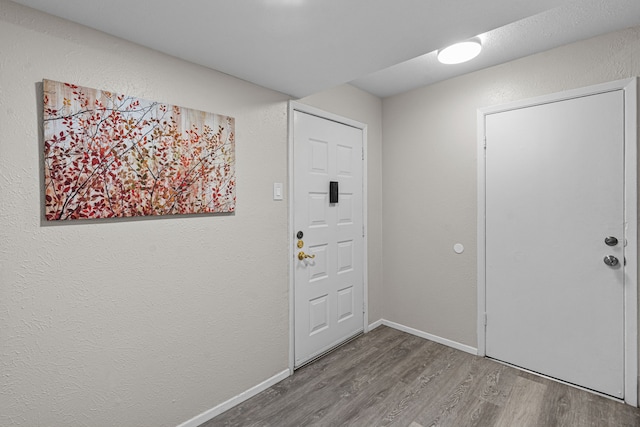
[202,326,640,427]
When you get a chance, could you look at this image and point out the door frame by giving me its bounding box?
[476,78,638,405]
[287,101,369,373]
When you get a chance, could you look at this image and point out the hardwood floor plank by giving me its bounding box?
[391,340,450,385]
[290,331,431,427]
[378,347,472,426]
[411,351,508,427]
[316,339,444,426]
[201,326,640,427]
[537,379,593,427]
[452,397,501,427]
[493,376,547,427]
[586,392,640,427]
[474,361,518,407]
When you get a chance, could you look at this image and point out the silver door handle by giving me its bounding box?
[604,255,619,267]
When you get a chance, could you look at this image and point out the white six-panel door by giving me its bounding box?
[293,110,364,368]
[484,90,625,398]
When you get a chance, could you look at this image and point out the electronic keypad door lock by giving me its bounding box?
[330,181,339,204]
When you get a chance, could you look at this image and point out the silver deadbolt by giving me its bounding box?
[604,255,619,267]
[604,236,619,246]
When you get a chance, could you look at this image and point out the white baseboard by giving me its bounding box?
[368,319,384,331]
[379,319,478,355]
[176,368,291,427]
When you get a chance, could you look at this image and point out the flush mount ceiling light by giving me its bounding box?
[437,38,482,64]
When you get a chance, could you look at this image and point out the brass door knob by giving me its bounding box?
[298,251,316,261]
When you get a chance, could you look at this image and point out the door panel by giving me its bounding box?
[485,90,625,398]
[294,111,364,367]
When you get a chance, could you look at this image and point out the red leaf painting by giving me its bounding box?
[43,79,236,220]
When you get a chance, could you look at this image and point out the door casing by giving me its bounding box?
[477,78,638,406]
[288,101,369,373]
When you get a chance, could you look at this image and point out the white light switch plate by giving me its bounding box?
[273,182,283,200]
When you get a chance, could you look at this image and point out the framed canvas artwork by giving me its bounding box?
[43,79,235,220]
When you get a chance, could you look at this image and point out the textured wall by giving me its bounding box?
[382,26,640,348]
[0,2,293,426]
[0,2,385,426]
[300,85,384,323]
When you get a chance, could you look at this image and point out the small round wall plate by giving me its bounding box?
[454,243,464,254]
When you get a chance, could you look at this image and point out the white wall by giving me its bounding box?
[0,1,383,426]
[382,26,640,348]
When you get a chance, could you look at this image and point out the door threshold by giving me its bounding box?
[295,330,364,370]
[487,357,625,404]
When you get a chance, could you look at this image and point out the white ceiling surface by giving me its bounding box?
[9,0,640,98]
[353,0,640,97]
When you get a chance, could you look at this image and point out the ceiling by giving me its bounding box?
[10,0,640,98]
